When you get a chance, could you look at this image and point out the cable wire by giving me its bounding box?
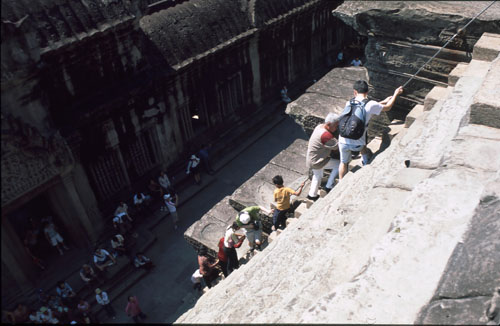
[402,0,497,88]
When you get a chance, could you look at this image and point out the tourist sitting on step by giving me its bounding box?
[271,175,305,231]
[76,299,92,324]
[43,221,69,256]
[236,206,263,253]
[186,154,202,185]
[95,288,116,320]
[111,234,132,259]
[197,247,220,289]
[134,252,155,271]
[306,113,341,201]
[223,222,245,275]
[113,212,136,238]
[37,306,59,324]
[56,280,77,307]
[93,248,117,272]
[115,201,133,221]
[80,263,104,287]
[338,81,403,180]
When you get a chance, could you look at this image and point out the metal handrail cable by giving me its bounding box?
[402,0,497,88]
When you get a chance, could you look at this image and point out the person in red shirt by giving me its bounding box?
[125,296,147,323]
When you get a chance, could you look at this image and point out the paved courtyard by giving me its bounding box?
[101,115,308,323]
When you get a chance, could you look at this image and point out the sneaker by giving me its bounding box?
[362,152,373,166]
[324,186,333,194]
[306,195,320,202]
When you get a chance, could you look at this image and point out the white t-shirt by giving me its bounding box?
[351,59,362,66]
[339,95,383,147]
[165,198,176,213]
[94,249,110,263]
[223,226,239,248]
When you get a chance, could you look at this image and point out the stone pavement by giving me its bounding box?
[97,114,309,324]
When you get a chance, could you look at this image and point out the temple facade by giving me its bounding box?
[1,0,351,303]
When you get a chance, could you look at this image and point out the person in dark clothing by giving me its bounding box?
[197,248,219,288]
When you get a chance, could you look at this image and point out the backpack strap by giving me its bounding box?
[349,98,369,125]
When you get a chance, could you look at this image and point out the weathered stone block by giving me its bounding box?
[375,167,433,191]
[423,86,450,111]
[470,57,500,129]
[472,32,500,62]
[405,104,424,128]
[184,196,238,253]
[269,139,308,175]
[293,202,308,218]
[448,62,468,86]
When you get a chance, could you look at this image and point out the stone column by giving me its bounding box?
[1,218,37,291]
[46,173,96,248]
[248,35,262,107]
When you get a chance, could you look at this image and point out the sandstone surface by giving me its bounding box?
[177,30,500,324]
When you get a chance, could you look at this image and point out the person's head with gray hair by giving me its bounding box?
[324,112,340,133]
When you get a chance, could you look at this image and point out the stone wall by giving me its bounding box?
[332,1,500,115]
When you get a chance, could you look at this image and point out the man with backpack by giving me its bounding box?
[338,81,403,180]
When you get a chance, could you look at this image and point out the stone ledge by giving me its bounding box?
[405,104,424,127]
[472,32,500,62]
[448,62,468,86]
[470,57,500,129]
[423,86,451,111]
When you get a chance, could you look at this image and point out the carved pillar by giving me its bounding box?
[1,218,37,291]
[46,173,95,248]
[249,35,262,107]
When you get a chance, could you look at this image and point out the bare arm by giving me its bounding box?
[381,86,403,112]
[293,182,306,196]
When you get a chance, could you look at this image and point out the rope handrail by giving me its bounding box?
[402,0,497,88]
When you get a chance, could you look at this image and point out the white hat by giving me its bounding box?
[239,211,251,224]
[163,194,171,199]
[190,155,197,160]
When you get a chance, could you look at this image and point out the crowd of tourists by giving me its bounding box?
[5,145,215,324]
[5,77,403,322]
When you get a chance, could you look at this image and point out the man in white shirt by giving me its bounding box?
[338,80,403,180]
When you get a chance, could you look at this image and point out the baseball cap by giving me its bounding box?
[239,211,251,224]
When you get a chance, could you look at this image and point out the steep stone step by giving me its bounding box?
[404,104,424,128]
[423,85,452,111]
[472,32,500,62]
[470,56,500,129]
[448,62,468,86]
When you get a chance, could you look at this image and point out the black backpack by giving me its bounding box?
[338,98,369,139]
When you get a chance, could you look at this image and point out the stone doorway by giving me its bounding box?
[6,193,73,265]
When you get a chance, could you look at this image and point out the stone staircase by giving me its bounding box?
[176,32,500,324]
